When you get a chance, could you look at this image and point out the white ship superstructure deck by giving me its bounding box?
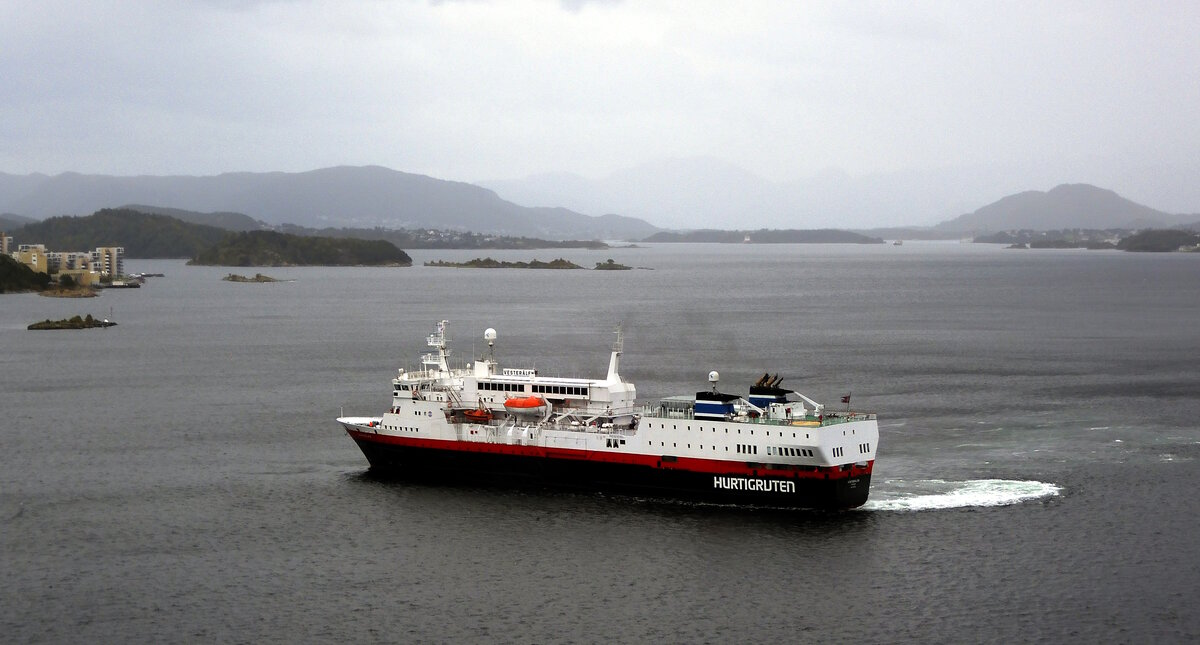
[338,321,878,509]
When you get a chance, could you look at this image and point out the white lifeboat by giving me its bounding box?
[504,396,549,416]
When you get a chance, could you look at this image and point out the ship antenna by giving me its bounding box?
[484,327,497,362]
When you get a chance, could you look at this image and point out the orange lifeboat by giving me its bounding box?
[504,396,549,416]
[462,408,493,424]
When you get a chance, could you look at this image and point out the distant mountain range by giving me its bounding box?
[0,166,660,241]
[120,204,268,232]
[3,165,1197,240]
[0,212,37,232]
[480,158,1200,231]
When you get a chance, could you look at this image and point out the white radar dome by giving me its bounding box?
[484,328,497,342]
[708,370,720,383]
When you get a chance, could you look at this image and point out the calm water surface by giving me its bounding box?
[2,243,1199,642]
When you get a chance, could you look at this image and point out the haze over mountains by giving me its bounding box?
[0,166,658,241]
[2,164,1196,240]
[936,184,1190,232]
[481,157,1200,231]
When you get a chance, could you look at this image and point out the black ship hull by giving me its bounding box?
[351,433,871,510]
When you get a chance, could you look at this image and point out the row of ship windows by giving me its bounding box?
[478,382,524,392]
[769,446,814,457]
[472,382,590,396]
[859,442,872,453]
[383,425,419,432]
[645,422,810,440]
[390,406,433,415]
[533,384,589,396]
[649,441,730,452]
[640,441,817,459]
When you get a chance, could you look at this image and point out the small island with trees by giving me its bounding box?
[425,258,583,269]
[223,273,285,283]
[424,257,639,270]
[28,314,117,330]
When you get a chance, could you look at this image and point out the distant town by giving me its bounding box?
[2,231,131,287]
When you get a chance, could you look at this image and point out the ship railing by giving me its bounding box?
[638,404,874,426]
[815,412,877,425]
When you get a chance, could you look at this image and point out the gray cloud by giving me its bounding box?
[2,0,1197,225]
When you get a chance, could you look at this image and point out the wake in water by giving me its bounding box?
[862,479,1061,512]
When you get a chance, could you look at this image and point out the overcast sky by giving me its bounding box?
[3,0,1198,213]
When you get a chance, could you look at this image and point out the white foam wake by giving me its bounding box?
[861,479,1061,512]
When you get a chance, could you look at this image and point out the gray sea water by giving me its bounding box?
[3,243,1199,642]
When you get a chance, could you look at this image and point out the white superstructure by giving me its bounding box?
[339,321,878,470]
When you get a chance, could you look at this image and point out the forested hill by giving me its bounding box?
[1116,229,1200,252]
[190,230,411,266]
[121,204,267,232]
[10,208,228,258]
[936,184,1179,232]
[0,254,51,293]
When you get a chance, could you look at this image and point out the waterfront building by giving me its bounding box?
[12,244,48,274]
[47,251,101,285]
[91,247,125,277]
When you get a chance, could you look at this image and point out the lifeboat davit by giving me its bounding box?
[504,396,549,416]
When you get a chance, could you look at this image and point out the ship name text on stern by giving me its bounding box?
[713,477,797,493]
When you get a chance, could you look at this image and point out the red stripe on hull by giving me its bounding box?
[346,430,872,509]
[345,428,873,481]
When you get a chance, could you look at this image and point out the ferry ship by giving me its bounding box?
[337,321,878,509]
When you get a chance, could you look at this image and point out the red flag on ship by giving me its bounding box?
[841,393,851,404]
